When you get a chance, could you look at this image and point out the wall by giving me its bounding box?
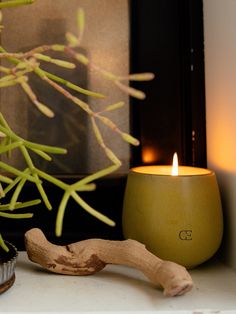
[204,0,236,268]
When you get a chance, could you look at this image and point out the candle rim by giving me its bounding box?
[130,165,212,176]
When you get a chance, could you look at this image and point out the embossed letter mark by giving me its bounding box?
[179,230,192,240]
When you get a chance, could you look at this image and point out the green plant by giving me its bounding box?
[0,0,154,251]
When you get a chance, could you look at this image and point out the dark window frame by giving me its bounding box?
[130,0,206,168]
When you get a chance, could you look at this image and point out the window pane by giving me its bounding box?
[0,0,130,175]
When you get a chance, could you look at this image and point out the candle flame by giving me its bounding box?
[171,152,178,176]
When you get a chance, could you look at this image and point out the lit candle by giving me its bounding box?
[122,154,223,269]
[131,153,211,176]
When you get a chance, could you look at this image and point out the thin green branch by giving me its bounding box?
[34,168,69,190]
[71,164,120,190]
[0,174,13,184]
[0,161,41,183]
[76,8,85,45]
[35,69,94,115]
[0,212,33,219]
[9,177,27,210]
[66,47,154,99]
[55,191,70,237]
[0,183,5,197]
[0,140,22,154]
[91,116,121,165]
[75,183,96,191]
[34,53,76,69]
[43,69,105,99]
[0,46,18,64]
[0,111,11,129]
[0,123,66,155]
[3,168,30,195]
[0,234,9,252]
[0,199,41,211]
[99,101,124,113]
[71,191,115,227]
[0,0,34,9]
[29,148,52,161]
[24,140,67,154]
[117,72,155,81]
[0,66,11,74]
[95,114,139,146]
[20,145,52,210]
[19,79,55,118]
[0,78,21,88]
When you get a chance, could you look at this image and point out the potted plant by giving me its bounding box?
[0,0,154,292]
[0,240,17,293]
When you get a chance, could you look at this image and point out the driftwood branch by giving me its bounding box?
[25,228,193,297]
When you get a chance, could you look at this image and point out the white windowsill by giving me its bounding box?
[0,252,236,313]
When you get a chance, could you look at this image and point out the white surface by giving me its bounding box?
[203,0,236,268]
[0,253,236,313]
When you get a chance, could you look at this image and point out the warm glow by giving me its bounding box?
[171,152,178,176]
[132,166,211,176]
[132,151,211,176]
[142,146,158,164]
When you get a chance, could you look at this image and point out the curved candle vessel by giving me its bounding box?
[122,165,223,269]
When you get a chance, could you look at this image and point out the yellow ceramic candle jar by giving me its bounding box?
[122,164,223,269]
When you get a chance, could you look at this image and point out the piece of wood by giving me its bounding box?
[25,228,193,297]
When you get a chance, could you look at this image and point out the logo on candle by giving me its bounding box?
[179,230,192,240]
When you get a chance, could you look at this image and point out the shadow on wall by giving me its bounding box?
[216,169,236,269]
